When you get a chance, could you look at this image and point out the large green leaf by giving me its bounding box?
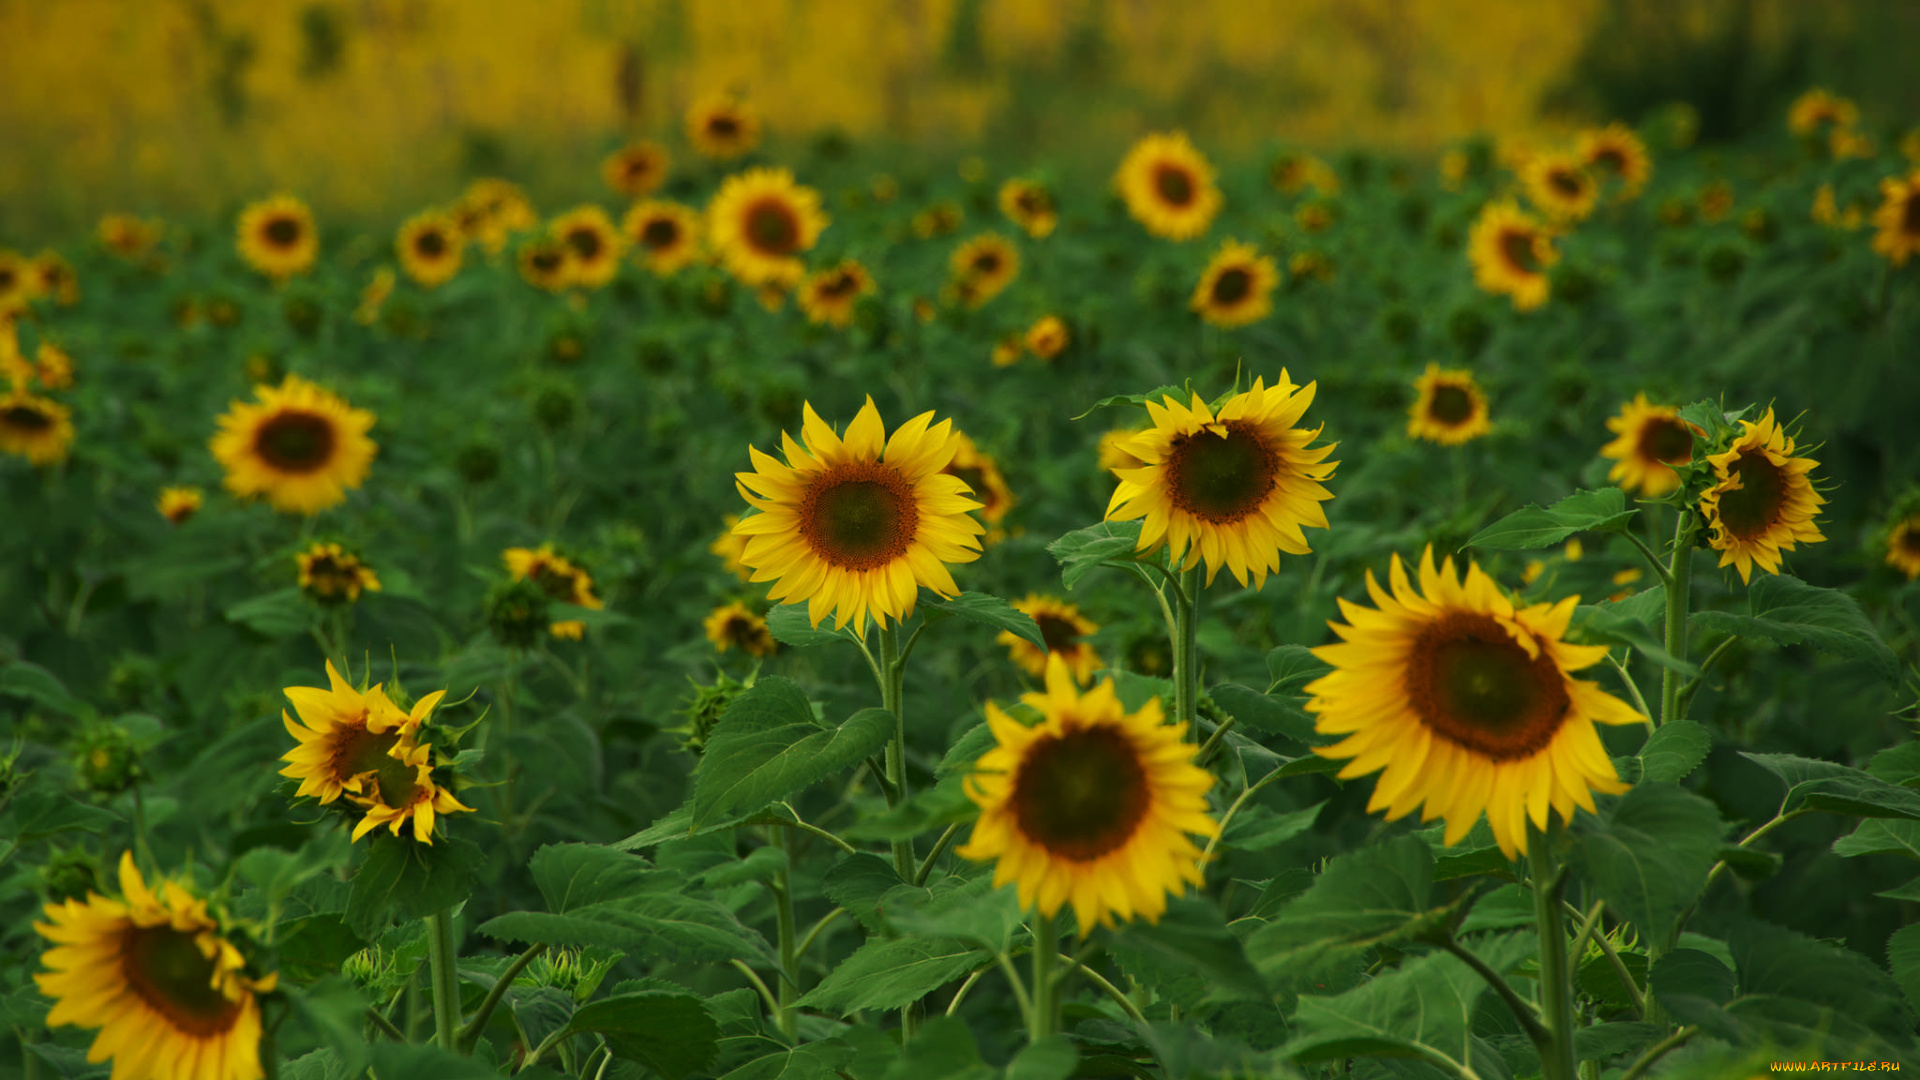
[1219,801,1325,852]
[1108,896,1268,1008]
[344,834,483,939]
[821,853,906,933]
[0,661,89,718]
[1730,922,1914,1041]
[692,678,893,829]
[1639,720,1711,783]
[795,936,988,1015]
[1570,783,1724,945]
[1569,600,1697,676]
[1832,818,1920,860]
[1466,487,1635,550]
[1692,574,1899,684]
[367,1044,502,1080]
[1047,520,1145,589]
[1742,752,1920,819]
[1243,835,1463,979]
[884,873,1025,953]
[764,604,851,648]
[1210,683,1325,745]
[719,1042,859,1080]
[1886,924,1920,1018]
[922,591,1044,650]
[559,991,718,1079]
[878,1015,997,1080]
[224,587,314,638]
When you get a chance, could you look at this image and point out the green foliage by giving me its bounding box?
[1467,488,1637,550]
[1571,783,1725,945]
[1693,574,1901,684]
[692,678,894,828]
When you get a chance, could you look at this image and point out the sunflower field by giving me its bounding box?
[4,71,1920,1080]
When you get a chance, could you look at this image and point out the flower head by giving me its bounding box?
[209,375,376,515]
[1698,409,1825,584]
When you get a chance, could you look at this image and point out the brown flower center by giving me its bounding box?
[1904,192,1920,237]
[1164,421,1279,524]
[1428,385,1476,427]
[415,229,447,258]
[530,248,565,275]
[1499,228,1541,275]
[1016,188,1049,215]
[330,724,421,808]
[1636,416,1694,466]
[1035,613,1084,653]
[1715,451,1787,540]
[819,271,859,299]
[1548,168,1585,198]
[1153,163,1195,207]
[253,410,337,473]
[528,560,580,602]
[565,226,603,262]
[708,114,740,139]
[641,218,679,248]
[972,250,1002,276]
[1405,613,1570,760]
[263,216,302,249]
[0,267,16,291]
[304,554,358,597]
[800,462,919,570]
[1211,266,1253,306]
[120,924,245,1037]
[1012,723,1149,860]
[1900,523,1920,554]
[745,199,799,255]
[1593,147,1626,174]
[3,403,53,433]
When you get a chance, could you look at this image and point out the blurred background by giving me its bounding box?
[5,0,1918,241]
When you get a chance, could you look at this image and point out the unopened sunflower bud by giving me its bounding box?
[487,577,551,650]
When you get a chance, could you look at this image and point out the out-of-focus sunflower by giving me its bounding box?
[158,486,203,525]
[1307,546,1641,860]
[504,544,604,640]
[711,514,752,580]
[990,333,1023,368]
[517,238,576,292]
[1576,123,1651,199]
[949,233,1019,308]
[35,343,74,391]
[1025,315,1069,360]
[1,324,30,388]
[1105,374,1337,588]
[453,178,538,255]
[395,211,465,289]
[705,602,777,658]
[602,140,670,199]
[957,655,1217,932]
[1269,152,1340,196]
[1788,88,1858,138]
[209,375,376,515]
[621,200,703,275]
[32,251,79,305]
[798,260,875,328]
[1408,364,1492,446]
[551,206,626,289]
[236,195,319,280]
[1871,170,1920,267]
[0,252,34,315]
[755,281,788,313]
[1000,595,1102,685]
[97,214,162,260]
[687,93,762,160]
[1191,239,1279,328]
[1699,181,1734,222]
[1467,200,1557,311]
[355,267,396,326]
[1115,132,1222,241]
[731,397,984,630]
[1599,395,1698,497]
[1521,152,1598,222]
[1812,184,1864,230]
[296,542,382,605]
[999,178,1058,239]
[1698,409,1825,584]
[0,389,75,466]
[1886,514,1920,580]
[35,852,279,1080]
[942,431,1015,541]
[912,202,964,239]
[707,168,827,287]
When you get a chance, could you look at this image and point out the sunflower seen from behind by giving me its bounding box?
[35,852,278,1080]
[210,375,375,515]
[958,654,1217,932]
[799,260,875,328]
[0,389,75,466]
[1408,364,1492,445]
[999,178,1058,238]
[707,168,827,287]
[622,200,703,275]
[1871,170,1920,267]
[1191,239,1279,328]
[395,210,465,289]
[1307,547,1641,859]
[732,397,984,631]
[551,206,626,289]
[1001,595,1102,686]
[602,140,670,199]
[1600,395,1698,497]
[236,195,319,281]
[687,93,763,160]
[1698,408,1825,584]
[1115,132,1222,241]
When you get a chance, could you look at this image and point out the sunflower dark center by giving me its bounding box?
[332,725,420,809]
[1164,421,1279,524]
[304,555,360,597]
[1716,452,1787,540]
[1012,723,1151,861]
[819,271,859,299]
[1406,613,1570,760]
[724,614,760,644]
[1594,148,1626,174]
[1903,193,1920,236]
[1901,525,1920,554]
[1211,266,1253,305]
[415,230,447,257]
[3,404,53,433]
[531,249,564,274]
[120,925,244,1036]
[800,463,919,570]
[1548,168,1584,197]
[1637,417,1694,465]
[973,251,1001,275]
[641,219,679,248]
[1429,385,1475,426]
[1035,613,1083,653]
[253,411,336,473]
[0,267,16,290]
[565,226,603,261]
[1499,228,1541,274]
[1153,164,1195,207]
[709,115,739,138]
[745,200,799,254]
[263,216,302,248]
[1017,189,1048,215]
[528,562,579,602]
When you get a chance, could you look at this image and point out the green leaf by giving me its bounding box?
[1731,922,1915,1041]
[610,803,797,851]
[224,587,314,638]
[1210,683,1325,745]
[821,853,906,933]
[843,773,977,841]
[796,936,988,1015]
[1047,520,1145,590]
[1577,950,1650,1010]
[1639,720,1711,783]
[764,604,851,648]
[1219,801,1325,852]
[1244,835,1463,980]
[2,790,121,843]
[1265,644,1331,694]
[1692,575,1900,685]
[1832,818,1920,859]
[921,591,1044,651]
[1742,752,1920,819]
[1108,896,1268,1008]
[719,1042,859,1080]
[1467,488,1636,550]
[280,976,371,1076]
[367,1044,502,1080]
[344,834,483,939]
[879,1015,996,1080]
[1677,400,1733,443]
[525,843,655,912]
[693,678,893,829]
[884,874,1025,953]
[1569,600,1697,676]
[1886,924,1920,1018]
[0,661,89,717]
[1075,384,1188,418]
[559,991,718,1079]
[1005,1036,1078,1080]
[1649,948,1737,1008]
[1571,783,1724,943]
[1868,743,1920,786]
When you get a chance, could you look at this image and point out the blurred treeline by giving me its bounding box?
[3,0,1915,241]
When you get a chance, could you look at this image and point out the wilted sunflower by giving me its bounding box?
[1026,315,1069,360]
[942,431,1016,541]
[236,195,319,280]
[1115,132,1223,241]
[35,852,278,1080]
[33,250,79,305]
[687,93,762,160]
[958,655,1218,932]
[799,260,875,328]
[1698,408,1825,584]
[1105,374,1337,588]
[550,206,626,289]
[517,238,575,292]
[705,601,777,658]
[97,214,162,260]
[453,178,538,255]
[0,388,74,465]
[602,140,670,199]
[1521,152,1599,222]
[1886,514,1920,580]
[209,375,376,515]
[999,178,1058,239]
[1788,88,1858,138]
[1576,123,1651,199]
[1408,364,1492,445]
[1307,546,1641,860]
[1001,595,1102,685]
[296,542,382,604]
[504,544,604,639]
[1871,170,1920,267]
[1191,239,1279,328]
[1600,395,1699,497]
[158,486,203,525]
[621,200,703,275]
[1468,200,1557,311]
[707,168,827,287]
[395,211,465,289]
[732,397,984,631]
[949,233,1020,308]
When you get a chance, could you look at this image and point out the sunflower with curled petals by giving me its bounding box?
[395,211,465,289]
[708,168,827,287]
[602,140,670,199]
[35,852,278,1080]
[622,200,703,275]
[799,260,875,328]
[1115,132,1222,241]
[1577,123,1651,200]
[1191,239,1279,328]
[732,398,984,631]
[999,178,1058,239]
[1600,395,1699,497]
[687,94,762,160]
[0,389,74,466]
[1871,170,1920,268]
[551,206,626,289]
[1105,374,1336,589]
[209,375,376,515]
[236,195,319,281]
[1886,514,1920,580]
[1408,364,1493,446]
[958,654,1218,933]
[1000,595,1102,686]
[1308,547,1642,859]
[1698,409,1825,584]
[1468,200,1558,311]
[504,544,604,640]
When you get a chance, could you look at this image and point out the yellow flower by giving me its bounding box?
[1871,170,1920,268]
[1025,315,1069,360]
[990,333,1024,368]
[705,601,777,658]
[942,432,1016,539]
[1600,395,1699,498]
[1269,152,1339,196]
[396,210,465,289]
[707,168,828,287]
[1788,88,1858,138]
[603,140,670,199]
[158,486,203,525]
[732,397,983,631]
[1000,595,1102,685]
[1698,409,1825,584]
[453,178,538,255]
[798,260,876,328]
[517,238,576,292]
[948,233,1020,308]
[97,214,162,259]
[504,544,604,639]
[209,375,376,515]
[355,267,396,325]
[1097,428,1146,473]
[958,655,1217,932]
[1468,200,1557,311]
[1307,546,1642,859]
[236,195,319,280]
[1831,128,1875,160]
[35,342,74,390]
[35,852,278,1080]
[999,178,1058,239]
[687,93,763,160]
[912,202,964,239]
[296,542,382,604]
[0,252,34,315]
[1811,184,1863,231]
[621,200,703,275]
[550,206,626,290]
[1439,150,1470,192]
[1407,364,1492,446]
[1191,239,1278,329]
[711,514,753,580]
[0,389,75,466]
[32,250,80,305]
[1576,123,1651,199]
[1105,374,1337,588]
[1115,132,1222,241]
[1521,152,1599,222]
[1886,515,1920,580]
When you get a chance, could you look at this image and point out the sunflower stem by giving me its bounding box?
[1657,513,1695,731]
[767,828,801,1040]
[1029,910,1060,1043]
[877,622,912,879]
[1529,826,1577,1080]
[456,942,546,1053]
[424,907,463,1052]
[1172,564,1202,735]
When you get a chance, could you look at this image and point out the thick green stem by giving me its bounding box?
[1658,516,1695,729]
[1530,830,1577,1080]
[878,622,911,879]
[1172,564,1202,733]
[771,828,799,1041]
[457,942,546,1053]
[1029,911,1060,1043]
[425,908,463,1052]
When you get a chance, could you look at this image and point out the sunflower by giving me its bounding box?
[1307,546,1641,860]
[1026,315,1069,360]
[97,214,161,259]
[957,655,1217,932]
[943,432,1016,541]
[999,178,1058,239]
[707,168,827,287]
[550,206,626,289]
[1812,184,1865,230]
[1576,124,1651,199]
[1408,364,1492,446]
[504,544,605,639]
[1105,374,1337,589]
[705,601,777,658]
[1521,152,1599,222]
[1698,409,1825,584]
[236,195,319,280]
[1600,395,1699,497]
[355,266,396,326]
[0,251,33,314]
[621,200,703,274]
[1115,132,1223,241]
[296,542,381,605]
[33,250,79,305]
[1269,152,1340,196]
[36,342,74,390]
[949,233,1020,308]
[517,237,575,292]
[1097,428,1146,473]
[687,93,762,160]
[1191,239,1279,328]
[912,202,964,240]
[603,140,670,199]
[732,397,984,630]
[711,514,753,580]
[35,852,278,1080]
[1467,200,1557,311]
[208,375,376,515]
[158,486,203,525]
[990,334,1024,368]
[453,178,538,255]
[798,260,875,328]
[1886,515,1920,580]
[1001,595,1102,685]
[395,211,465,289]
[0,389,74,465]
[1871,170,1920,267]
[1788,88,1858,138]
